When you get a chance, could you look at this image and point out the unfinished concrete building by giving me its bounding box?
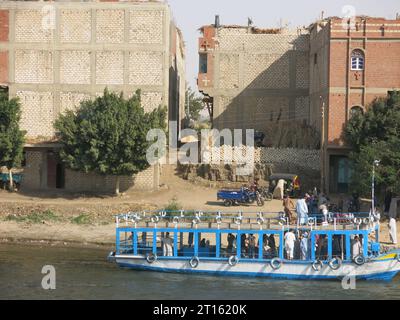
[0,0,185,192]
[198,15,400,194]
[198,18,310,132]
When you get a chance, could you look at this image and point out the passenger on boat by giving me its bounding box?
[296,195,309,225]
[200,238,207,247]
[162,232,173,257]
[268,234,276,257]
[248,234,257,259]
[188,232,194,247]
[352,236,362,259]
[294,233,301,260]
[332,234,343,257]
[263,234,271,258]
[300,232,310,260]
[284,230,296,260]
[317,235,328,260]
[227,233,235,254]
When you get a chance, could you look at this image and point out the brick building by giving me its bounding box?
[310,16,400,193]
[0,0,185,192]
[198,16,400,194]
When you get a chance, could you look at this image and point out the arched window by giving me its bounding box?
[350,106,364,117]
[351,50,365,71]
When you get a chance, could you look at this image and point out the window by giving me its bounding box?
[350,106,364,117]
[199,53,208,73]
[314,53,318,65]
[351,50,364,70]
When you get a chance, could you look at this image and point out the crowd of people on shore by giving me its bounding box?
[282,190,330,226]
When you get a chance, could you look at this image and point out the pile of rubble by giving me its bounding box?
[179,163,273,184]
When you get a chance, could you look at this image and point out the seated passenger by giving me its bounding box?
[162,232,173,257]
[352,236,362,259]
[200,238,206,247]
[248,234,256,259]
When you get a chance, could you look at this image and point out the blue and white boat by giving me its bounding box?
[108,210,400,281]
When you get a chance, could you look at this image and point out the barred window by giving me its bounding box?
[199,53,208,74]
[350,106,364,117]
[351,50,364,71]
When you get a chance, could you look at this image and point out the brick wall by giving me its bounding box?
[64,165,158,193]
[326,17,400,146]
[22,151,44,189]
[22,151,159,192]
[199,26,310,131]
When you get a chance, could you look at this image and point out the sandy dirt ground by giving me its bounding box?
[0,170,399,249]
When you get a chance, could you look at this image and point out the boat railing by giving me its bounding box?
[114,210,377,231]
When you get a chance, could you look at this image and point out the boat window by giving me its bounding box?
[240,233,259,259]
[156,232,176,257]
[332,234,346,260]
[198,233,216,258]
[262,234,278,259]
[315,234,329,261]
[220,232,237,258]
[178,232,197,257]
[350,233,364,260]
[119,230,134,254]
[137,232,154,255]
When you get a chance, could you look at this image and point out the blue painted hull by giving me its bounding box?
[115,257,400,281]
[118,263,399,281]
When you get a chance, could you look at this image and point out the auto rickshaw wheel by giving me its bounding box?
[224,200,233,207]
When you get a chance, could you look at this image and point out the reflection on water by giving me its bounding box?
[0,244,399,300]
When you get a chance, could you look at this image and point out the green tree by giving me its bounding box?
[54,89,167,195]
[186,87,205,123]
[344,91,400,195]
[0,91,26,191]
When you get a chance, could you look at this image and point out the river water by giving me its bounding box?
[0,244,399,300]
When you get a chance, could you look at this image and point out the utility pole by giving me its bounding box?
[372,160,380,216]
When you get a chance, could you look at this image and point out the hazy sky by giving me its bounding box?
[167,0,399,90]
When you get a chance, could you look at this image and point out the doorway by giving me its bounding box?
[329,155,352,194]
[47,151,65,189]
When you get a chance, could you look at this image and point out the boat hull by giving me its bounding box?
[115,255,400,281]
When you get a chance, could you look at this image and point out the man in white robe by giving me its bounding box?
[388,198,398,245]
[284,230,296,260]
[273,179,286,200]
[296,195,309,225]
[162,232,174,257]
[300,232,309,260]
[389,218,398,245]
